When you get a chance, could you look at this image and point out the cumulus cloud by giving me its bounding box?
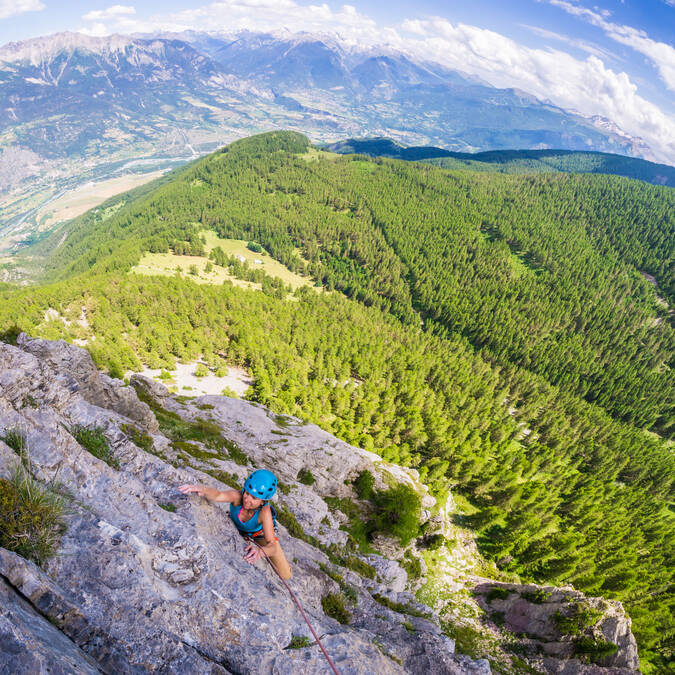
[0,0,45,21]
[399,16,675,163]
[82,5,136,22]
[78,0,675,163]
[547,0,675,91]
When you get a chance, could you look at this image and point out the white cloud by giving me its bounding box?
[82,5,136,22]
[547,0,675,91]
[396,17,675,163]
[77,0,675,163]
[519,23,618,60]
[0,0,45,21]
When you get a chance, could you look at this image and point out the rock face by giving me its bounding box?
[474,583,639,674]
[0,335,491,674]
[0,335,641,674]
[0,570,101,675]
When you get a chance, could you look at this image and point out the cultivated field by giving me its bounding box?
[36,171,167,229]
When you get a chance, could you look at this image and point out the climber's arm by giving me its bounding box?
[178,484,241,504]
[257,505,281,556]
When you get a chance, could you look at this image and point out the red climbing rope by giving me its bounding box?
[248,538,341,675]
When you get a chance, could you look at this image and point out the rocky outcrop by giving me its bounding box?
[0,335,490,674]
[0,571,101,675]
[0,335,641,674]
[474,582,639,674]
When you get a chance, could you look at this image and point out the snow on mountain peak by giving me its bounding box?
[0,32,134,65]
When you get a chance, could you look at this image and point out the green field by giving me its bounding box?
[131,233,316,294]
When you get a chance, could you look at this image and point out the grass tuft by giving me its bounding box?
[321,593,351,624]
[72,425,120,469]
[285,636,312,649]
[297,468,316,485]
[0,453,67,566]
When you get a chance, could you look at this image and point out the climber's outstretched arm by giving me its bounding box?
[178,484,241,503]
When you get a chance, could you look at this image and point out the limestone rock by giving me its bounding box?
[0,337,484,674]
[16,333,158,431]
[475,582,639,673]
[0,575,101,675]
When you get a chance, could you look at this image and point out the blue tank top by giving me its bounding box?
[228,500,277,535]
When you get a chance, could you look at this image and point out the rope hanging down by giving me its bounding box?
[249,538,341,675]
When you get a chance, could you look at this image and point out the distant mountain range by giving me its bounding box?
[0,29,656,246]
[326,138,675,186]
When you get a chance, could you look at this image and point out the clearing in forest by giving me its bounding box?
[130,232,315,293]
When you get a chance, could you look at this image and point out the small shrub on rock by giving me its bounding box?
[554,603,603,635]
[575,636,618,663]
[159,502,177,512]
[0,463,67,566]
[486,587,511,603]
[285,636,311,649]
[400,553,422,580]
[72,425,120,470]
[0,325,21,345]
[521,589,552,604]
[1,428,28,454]
[321,593,351,624]
[297,468,316,486]
[121,424,154,453]
[353,470,375,499]
[419,533,445,550]
[370,483,421,546]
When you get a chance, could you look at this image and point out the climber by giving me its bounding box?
[178,469,292,579]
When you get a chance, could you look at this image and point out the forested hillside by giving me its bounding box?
[326,137,675,186]
[2,132,673,670]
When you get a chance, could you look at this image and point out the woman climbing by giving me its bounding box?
[178,469,292,579]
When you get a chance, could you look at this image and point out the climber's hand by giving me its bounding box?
[178,484,205,497]
[244,544,262,564]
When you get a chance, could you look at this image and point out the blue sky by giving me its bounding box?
[1,0,673,161]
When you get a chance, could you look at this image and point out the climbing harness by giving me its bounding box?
[247,537,341,675]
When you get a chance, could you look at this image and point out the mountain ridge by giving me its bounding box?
[0,29,657,253]
[324,137,675,186]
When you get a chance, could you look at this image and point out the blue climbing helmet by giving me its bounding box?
[244,469,277,500]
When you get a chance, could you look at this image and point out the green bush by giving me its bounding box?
[486,587,511,602]
[0,325,21,345]
[159,502,177,512]
[285,636,312,649]
[420,533,445,550]
[575,636,618,662]
[247,241,263,253]
[342,555,376,579]
[521,589,553,604]
[297,468,316,486]
[371,483,421,546]
[353,470,375,499]
[554,603,603,635]
[0,463,67,566]
[1,428,28,454]
[371,592,431,618]
[194,363,209,378]
[72,425,120,469]
[322,593,351,624]
[400,553,422,580]
[121,424,154,453]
